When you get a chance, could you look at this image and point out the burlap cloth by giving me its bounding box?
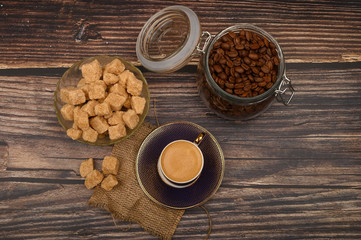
[89,122,185,240]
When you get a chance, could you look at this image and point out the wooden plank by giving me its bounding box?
[0,0,361,68]
[1,177,361,239]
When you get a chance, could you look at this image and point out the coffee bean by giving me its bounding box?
[273,56,280,65]
[243,85,251,92]
[233,57,241,66]
[235,83,244,89]
[244,57,251,65]
[225,82,235,89]
[250,43,260,50]
[264,38,269,48]
[213,41,222,48]
[251,66,260,74]
[240,50,248,57]
[240,29,245,38]
[227,50,238,58]
[258,81,267,87]
[266,82,273,89]
[225,67,230,76]
[246,31,251,41]
[261,65,270,74]
[264,75,271,82]
[241,63,250,71]
[230,68,235,77]
[259,47,267,54]
[235,66,244,74]
[234,88,243,95]
[214,53,221,62]
[219,57,227,65]
[221,42,231,50]
[218,72,227,80]
[228,31,236,39]
[213,65,223,73]
[249,53,259,60]
[267,61,273,70]
[222,35,231,42]
[235,44,244,50]
[227,60,234,68]
[225,88,233,94]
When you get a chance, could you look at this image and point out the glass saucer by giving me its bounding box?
[136,121,224,209]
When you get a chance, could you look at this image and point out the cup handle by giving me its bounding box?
[194,132,206,145]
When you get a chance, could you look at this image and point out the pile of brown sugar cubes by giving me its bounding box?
[80,156,120,191]
[60,58,146,143]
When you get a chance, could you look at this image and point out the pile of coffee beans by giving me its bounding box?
[208,29,280,98]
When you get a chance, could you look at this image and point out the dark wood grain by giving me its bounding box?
[0,0,361,68]
[1,0,361,239]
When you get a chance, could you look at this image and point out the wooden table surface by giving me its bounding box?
[1,0,361,239]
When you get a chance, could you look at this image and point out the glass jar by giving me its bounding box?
[136,6,294,120]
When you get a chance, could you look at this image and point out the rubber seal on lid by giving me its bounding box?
[136,5,201,73]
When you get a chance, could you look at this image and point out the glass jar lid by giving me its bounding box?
[136,5,201,73]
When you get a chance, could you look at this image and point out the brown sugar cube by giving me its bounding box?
[84,169,104,189]
[108,123,127,140]
[68,88,86,105]
[103,111,113,119]
[104,58,125,75]
[90,116,109,134]
[79,158,94,178]
[82,127,98,143]
[74,107,89,130]
[60,87,86,105]
[103,72,119,85]
[81,59,102,83]
[88,83,106,100]
[108,111,125,126]
[123,96,131,109]
[104,92,127,111]
[60,86,73,103]
[66,128,82,140]
[81,100,98,117]
[123,109,139,129]
[94,102,112,116]
[79,84,90,100]
[131,96,146,115]
[126,74,143,96]
[118,70,134,88]
[60,104,75,121]
[109,83,128,97]
[94,80,107,90]
[101,175,118,191]
[102,156,119,175]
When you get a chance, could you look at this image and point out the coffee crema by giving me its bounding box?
[160,140,203,183]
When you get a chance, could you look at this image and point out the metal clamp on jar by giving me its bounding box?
[136,5,294,120]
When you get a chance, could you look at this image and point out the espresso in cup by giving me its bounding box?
[158,134,205,188]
